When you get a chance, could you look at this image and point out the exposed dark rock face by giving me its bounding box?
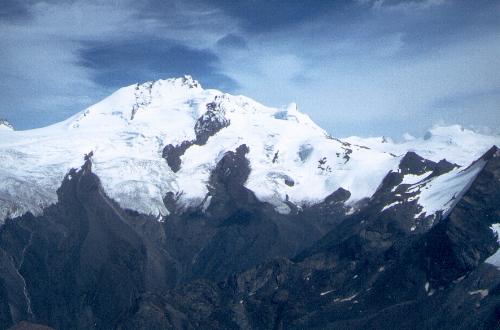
[0,147,498,329]
[399,151,436,175]
[209,144,251,193]
[272,150,279,163]
[161,98,230,172]
[161,144,344,283]
[162,141,194,173]
[283,175,294,187]
[377,151,456,193]
[431,158,458,177]
[365,151,459,235]
[194,100,230,145]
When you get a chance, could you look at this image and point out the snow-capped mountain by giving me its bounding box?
[0,76,499,330]
[0,76,498,223]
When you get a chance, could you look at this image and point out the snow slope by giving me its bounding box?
[409,159,486,219]
[0,76,497,221]
[378,152,489,230]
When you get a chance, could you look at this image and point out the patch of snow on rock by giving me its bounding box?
[485,223,500,268]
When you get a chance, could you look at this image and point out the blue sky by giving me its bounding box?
[1,0,499,137]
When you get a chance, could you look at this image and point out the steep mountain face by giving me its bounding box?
[0,158,175,329]
[119,146,500,330]
[0,77,499,329]
[0,76,418,221]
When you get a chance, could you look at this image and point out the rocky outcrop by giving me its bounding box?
[194,99,230,145]
[162,141,194,173]
[162,97,230,172]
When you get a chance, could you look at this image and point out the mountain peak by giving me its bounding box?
[1,78,498,223]
[0,119,13,131]
[146,75,202,90]
[179,75,201,88]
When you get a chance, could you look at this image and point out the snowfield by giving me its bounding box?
[0,76,498,221]
[345,124,499,166]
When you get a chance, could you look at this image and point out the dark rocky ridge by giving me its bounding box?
[365,151,459,236]
[0,147,498,329]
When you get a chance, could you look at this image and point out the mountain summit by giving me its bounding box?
[0,77,499,329]
[0,77,497,222]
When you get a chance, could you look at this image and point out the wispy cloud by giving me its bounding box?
[371,0,448,12]
[0,0,235,129]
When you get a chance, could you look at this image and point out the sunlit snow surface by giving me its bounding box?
[0,77,498,221]
[346,125,499,166]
